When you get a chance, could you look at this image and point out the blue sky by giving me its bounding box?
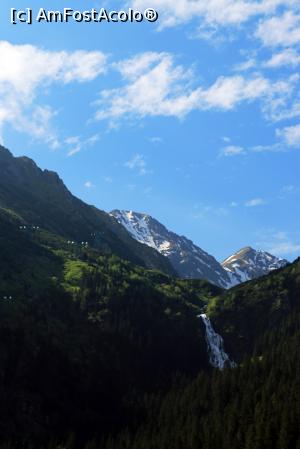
[1,0,300,261]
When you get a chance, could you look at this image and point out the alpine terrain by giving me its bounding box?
[222,246,288,283]
[111,210,288,288]
[0,146,299,449]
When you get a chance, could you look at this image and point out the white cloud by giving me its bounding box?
[199,75,270,109]
[256,11,300,47]
[276,123,300,147]
[125,154,149,175]
[269,241,300,255]
[236,49,300,71]
[281,184,299,194]
[0,40,107,145]
[265,98,300,122]
[94,52,292,124]
[220,145,245,156]
[130,0,299,31]
[85,134,101,146]
[0,41,107,93]
[95,52,199,122]
[66,134,100,157]
[222,136,231,143]
[13,105,60,149]
[245,198,266,207]
[256,229,300,258]
[248,124,300,152]
[260,74,300,121]
[234,58,257,72]
[115,52,168,80]
[192,203,229,218]
[265,231,300,256]
[84,181,94,188]
[149,136,163,144]
[265,48,300,68]
[278,184,300,199]
[1,40,294,141]
[251,142,284,152]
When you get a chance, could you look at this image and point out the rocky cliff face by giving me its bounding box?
[221,247,288,283]
[111,210,288,288]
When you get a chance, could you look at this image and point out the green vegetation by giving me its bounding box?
[0,200,219,448]
[208,259,300,359]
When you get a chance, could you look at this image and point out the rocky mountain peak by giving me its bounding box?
[221,247,288,284]
[111,210,289,288]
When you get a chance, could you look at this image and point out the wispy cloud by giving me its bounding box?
[66,134,100,157]
[264,48,300,68]
[234,49,300,72]
[234,58,257,72]
[191,203,229,219]
[220,145,246,156]
[245,198,266,207]
[148,136,163,144]
[278,184,300,199]
[256,229,300,258]
[269,241,300,255]
[281,184,299,194]
[84,181,95,188]
[125,154,150,175]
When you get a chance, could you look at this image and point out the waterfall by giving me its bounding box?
[199,314,236,370]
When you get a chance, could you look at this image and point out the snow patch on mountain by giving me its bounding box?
[111,210,288,289]
[222,247,288,284]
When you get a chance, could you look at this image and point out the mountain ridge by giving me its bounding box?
[0,146,175,276]
[111,209,288,288]
[222,246,288,284]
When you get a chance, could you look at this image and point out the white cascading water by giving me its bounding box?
[199,314,236,370]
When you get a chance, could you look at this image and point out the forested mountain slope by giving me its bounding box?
[104,310,300,449]
[0,146,175,275]
[100,259,300,449]
[0,184,221,447]
[208,258,300,360]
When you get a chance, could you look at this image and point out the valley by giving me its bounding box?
[0,145,299,449]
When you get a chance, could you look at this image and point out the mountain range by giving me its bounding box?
[111,210,288,288]
[0,145,299,448]
[0,144,288,289]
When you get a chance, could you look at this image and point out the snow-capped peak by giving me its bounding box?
[111,210,172,255]
[111,210,288,289]
[222,247,288,284]
[111,210,235,288]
